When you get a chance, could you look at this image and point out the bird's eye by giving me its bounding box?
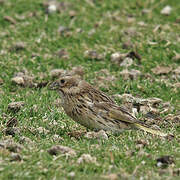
[60,79,65,84]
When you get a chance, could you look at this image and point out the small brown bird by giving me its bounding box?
[50,75,167,137]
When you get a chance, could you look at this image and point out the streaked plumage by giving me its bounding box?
[50,76,167,137]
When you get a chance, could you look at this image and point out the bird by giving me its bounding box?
[50,75,167,137]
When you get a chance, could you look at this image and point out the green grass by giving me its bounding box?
[0,0,180,179]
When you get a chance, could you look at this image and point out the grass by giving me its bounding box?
[0,0,180,179]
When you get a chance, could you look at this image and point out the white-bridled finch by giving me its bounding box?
[50,75,167,137]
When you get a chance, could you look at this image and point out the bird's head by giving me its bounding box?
[50,75,81,94]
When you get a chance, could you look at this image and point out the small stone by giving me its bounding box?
[52,134,64,142]
[10,153,22,161]
[68,172,75,177]
[36,127,49,134]
[122,41,133,49]
[56,49,69,59]
[11,76,24,85]
[6,142,22,153]
[172,52,180,62]
[156,156,174,168]
[152,66,172,75]
[48,145,76,157]
[50,69,66,78]
[3,127,20,137]
[142,9,151,14]
[19,136,33,145]
[68,131,86,139]
[136,140,148,147]
[120,57,133,67]
[120,69,141,80]
[101,173,119,180]
[124,27,137,37]
[111,52,127,64]
[161,6,172,15]
[96,130,108,140]
[137,21,146,26]
[36,81,48,88]
[77,154,97,164]
[173,82,180,88]
[70,66,84,77]
[8,101,25,112]
[88,29,96,36]
[173,66,180,75]
[48,4,57,13]
[84,50,104,60]
[11,72,34,87]
[85,130,108,140]
[69,10,76,18]
[10,42,26,51]
[58,26,70,35]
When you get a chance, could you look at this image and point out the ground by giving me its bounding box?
[0,0,180,179]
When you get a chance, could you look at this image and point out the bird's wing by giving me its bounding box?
[80,89,139,124]
[93,102,139,124]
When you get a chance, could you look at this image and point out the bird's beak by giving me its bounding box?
[49,81,59,90]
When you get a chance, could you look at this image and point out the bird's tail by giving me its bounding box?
[134,123,167,137]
